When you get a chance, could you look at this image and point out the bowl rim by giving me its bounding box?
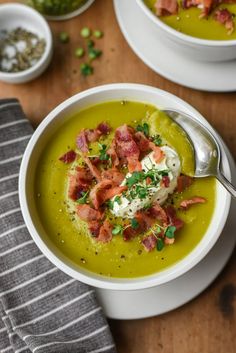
[136,0,236,47]
[19,83,231,291]
[0,3,52,79]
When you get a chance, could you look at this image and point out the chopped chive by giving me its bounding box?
[76,191,89,204]
[75,47,85,58]
[112,224,124,235]
[93,30,103,38]
[59,31,69,43]
[80,27,91,38]
[131,218,139,229]
[80,63,93,76]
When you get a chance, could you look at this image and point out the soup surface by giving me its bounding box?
[35,101,216,278]
[144,0,236,40]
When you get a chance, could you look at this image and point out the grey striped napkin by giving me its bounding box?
[0,99,116,353]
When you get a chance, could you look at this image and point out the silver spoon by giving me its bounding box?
[162,108,236,198]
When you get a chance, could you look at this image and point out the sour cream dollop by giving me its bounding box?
[111,146,181,219]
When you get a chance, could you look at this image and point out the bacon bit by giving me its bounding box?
[107,140,120,168]
[97,122,111,135]
[146,177,152,185]
[76,129,89,153]
[177,175,193,193]
[147,203,168,227]
[142,235,157,252]
[115,125,140,166]
[101,168,125,186]
[162,175,170,188]
[59,150,77,164]
[127,156,142,173]
[165,205,184,230]
[180,196,206,210]
[96,219,113,243]
[68,175,88,201]
[77,204,102,222]
[149,142,165,163]
[90,179,127,209]
[134,132,151,152]
[164,237,175,245]
[155,0,179,16]
[85,129,101,143]
[88,220,101,237]
[75,166,93,184]
[214,8,235,34]
[83,156,102,182]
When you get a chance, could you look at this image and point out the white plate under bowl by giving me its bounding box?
[113,0,236,92]
[96,144,236,319]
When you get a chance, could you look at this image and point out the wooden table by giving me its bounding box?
[1,1,236,352]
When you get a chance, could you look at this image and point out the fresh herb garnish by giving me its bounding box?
[136,123,149,137]
[114,195,122,205]
[153,135,162,146]
[99,143,110,161]
[131,218,139,229]
[165,226,176,239]
[76,191,89,204]
[112,224,124,235]
[107,199,114,210]
[126,171,144,187]
[136,186,148,199]
[159,170,169,177]
[156,238,164,251]
[80,63,93,76]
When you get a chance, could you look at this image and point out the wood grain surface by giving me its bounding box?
[0,1,235,352]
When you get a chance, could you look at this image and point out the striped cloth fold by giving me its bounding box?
[0,99,116,353]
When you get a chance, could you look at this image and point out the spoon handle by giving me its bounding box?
[216,171,236,199]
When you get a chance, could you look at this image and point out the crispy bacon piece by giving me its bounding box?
[76,129,89,153]
[107,140,120,168]
[147,203,168,226]
[77,204,102,222]
[123,213,149,241]
[115,125,141,172]
[142,235,157,252]
[96,219,113,243]
[88,220,101,237]
[90,179,127,209]
[149,143,165,163]
[85,129,101,142]
[180,196,206,210]
[68,166,93,201]
[59,150,77,164]
[97,122,111,135]
[165,205,184,230]
[155,0,179,16]
[83,156,102,182]
[101,169,125,186]
[134,132,151,152]
[182,0,214,18]
[177,175,193,193]
[162,175,170,188]
[214,8,234,34]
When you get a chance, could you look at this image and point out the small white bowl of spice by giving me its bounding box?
[0,3,53,84]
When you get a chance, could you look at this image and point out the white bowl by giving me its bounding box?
[19,83,231,291]
[0,3,53,84]
[136,0,236,62]
[41,0,95,21]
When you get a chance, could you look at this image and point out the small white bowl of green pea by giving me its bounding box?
[0,3,53,84]
[28,0,95,21]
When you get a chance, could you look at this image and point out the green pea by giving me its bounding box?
[59,31,69,43]
[80,27,91,38]
[75,47,84,58]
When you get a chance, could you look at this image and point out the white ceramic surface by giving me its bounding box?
[136,0,236,62]
[114,0,236,92]
[43,0,95,21]
[96,141,236,319]
[19,84,231,291]
[0,3,53,84]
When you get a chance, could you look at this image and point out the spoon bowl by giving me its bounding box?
[163,109,236,198]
